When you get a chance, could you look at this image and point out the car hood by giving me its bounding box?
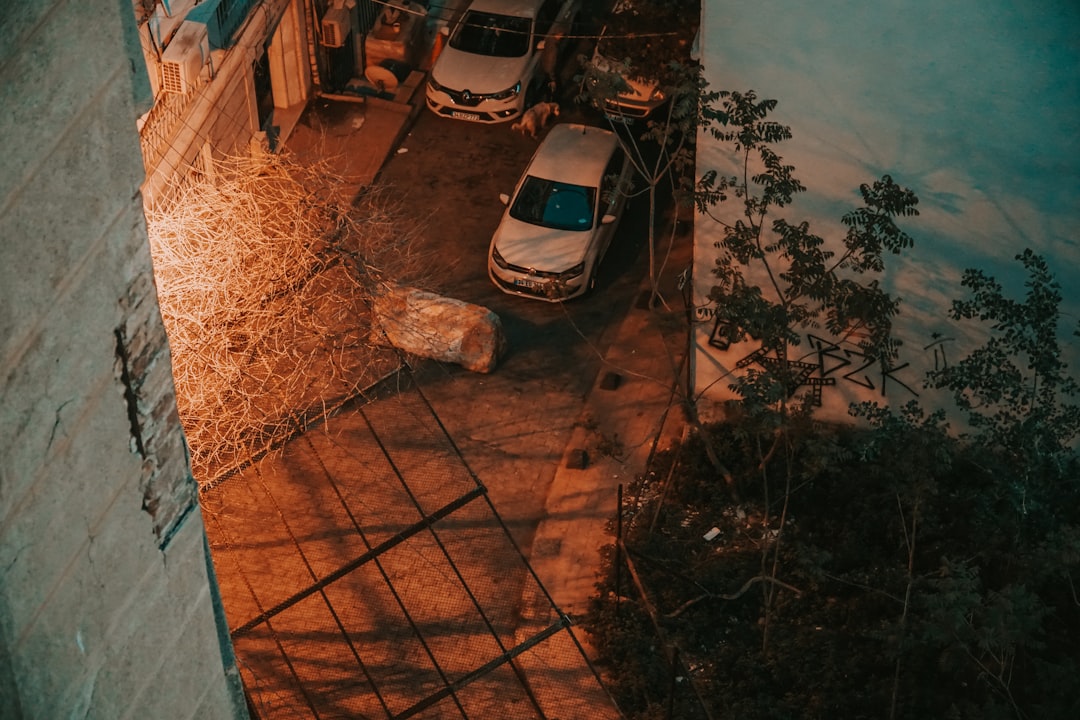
[615,74,658,101]
[492,215,590,272]
[432,47,532,94]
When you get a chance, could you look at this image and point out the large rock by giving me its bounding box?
[371,285,507,373]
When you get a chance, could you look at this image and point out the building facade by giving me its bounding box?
[0,0,265,716]
[136,0,313,207]
[134,0,394,207]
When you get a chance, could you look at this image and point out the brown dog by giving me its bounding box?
[511,102,560,138]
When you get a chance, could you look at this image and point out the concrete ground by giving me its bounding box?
[208,6,694,714]
[319,84,693,625]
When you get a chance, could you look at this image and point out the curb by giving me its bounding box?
[525,262,692,636]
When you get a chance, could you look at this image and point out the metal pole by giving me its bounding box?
[615,483,623,616]
[667,646,679,719]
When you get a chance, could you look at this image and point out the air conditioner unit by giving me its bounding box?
[160,20,210,94]
[321,7,351,48]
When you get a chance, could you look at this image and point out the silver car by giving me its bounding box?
[426,0,579,123]
[488,123,634,300]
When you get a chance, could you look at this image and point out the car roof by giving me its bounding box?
[525,124,619,185]
[465,0,545,19]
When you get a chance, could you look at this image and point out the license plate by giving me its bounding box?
[451,111,480,121]
[514,278,541,289]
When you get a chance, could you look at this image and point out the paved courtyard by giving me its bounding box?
[203,373,624,719]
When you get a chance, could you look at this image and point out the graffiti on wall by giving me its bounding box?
[804,334,919,399]
[706,315,957,405]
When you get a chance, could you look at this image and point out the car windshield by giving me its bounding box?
[449,11,531,58]
[510,177,596,231]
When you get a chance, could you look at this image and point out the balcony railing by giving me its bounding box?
[138,75,203,172]
[138,0,261,167]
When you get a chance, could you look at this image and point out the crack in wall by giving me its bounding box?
[114,327,146,459]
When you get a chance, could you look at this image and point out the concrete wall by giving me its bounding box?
[0,1,247,717]
[692,0,1080,422]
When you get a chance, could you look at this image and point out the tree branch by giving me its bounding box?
[664,574,803,619]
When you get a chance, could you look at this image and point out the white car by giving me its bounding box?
[426,0,578,123]
[581,0,692,122]
[488,123,633,300]
[587,40,667,122]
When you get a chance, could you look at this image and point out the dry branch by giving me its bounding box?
[664,575,804,619]
[146,151,435,484]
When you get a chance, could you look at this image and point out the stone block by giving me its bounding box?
[372,285,507,373]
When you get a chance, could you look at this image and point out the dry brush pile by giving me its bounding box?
[145,151,433,484]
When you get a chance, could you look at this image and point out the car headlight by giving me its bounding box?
[650,88,666,102]
[491,246,510,269]
[490,82,521,101]
[428,77,445,93]
[558,262,585,280]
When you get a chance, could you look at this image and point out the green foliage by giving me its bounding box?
[575,0,712,303]
[591,354,1080,720]
[699,90,919,406]
[851,307,1079,717]
[917,562,1049,657]
[928,249,1080,475]
[583,590,672,714]
[586,404,1079,718]
[579,78,1079,720]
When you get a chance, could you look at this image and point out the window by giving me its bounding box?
[450,11,531,57]
[511,176,597,231]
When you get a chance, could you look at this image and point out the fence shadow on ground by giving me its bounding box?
[202,369,623,719]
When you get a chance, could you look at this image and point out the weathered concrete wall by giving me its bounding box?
[692,0,1080,423]
[0,1,247,717]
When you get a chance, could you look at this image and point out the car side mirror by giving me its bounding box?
[536,39,546,51]
[601,213,616,225]
[439,25,450,37]
[499,193,510,205]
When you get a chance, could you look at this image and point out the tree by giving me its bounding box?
[582,90,1080,719]
[927,249,1080,501]
[576,0,704,307]
[698,90,920,407]
[849,400,954,720]
[692,89,920,649]
[851,253,1080,718]
[914,252,1080,718]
